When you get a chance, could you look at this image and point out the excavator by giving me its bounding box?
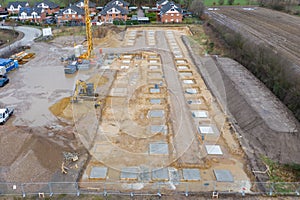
[72,80,96,103]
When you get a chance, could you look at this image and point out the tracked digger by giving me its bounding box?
[72,80,97,103]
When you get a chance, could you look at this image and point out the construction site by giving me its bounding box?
[0,6,300,199]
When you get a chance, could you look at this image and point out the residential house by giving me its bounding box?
[99,3,128,22]
[7,1,29,14]
[75,0,97,13]
[105,0,129,10]
[35,0,60,15]
[57,5,85,25]
[156,0,169,9]
[159,1,182,23]
[99,0,129,22]
[0,5,9,19]
[18,7,46,22]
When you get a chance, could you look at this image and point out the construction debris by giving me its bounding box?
[63,152,79,162]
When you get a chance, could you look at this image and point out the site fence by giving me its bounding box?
[0,181,300,198]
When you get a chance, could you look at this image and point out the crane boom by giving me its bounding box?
[84,0,93,59]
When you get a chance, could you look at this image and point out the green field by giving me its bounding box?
[204,0,259,6]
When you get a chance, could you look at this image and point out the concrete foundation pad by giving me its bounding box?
[187,99,202,104]
[90,167,108,179]
[150,98,162,104]
[150,88,160,93]
[148,110,164,118]
[182,169,201,181]
[185,88,198,94]
[192,110,208,118]
[150,125,168,134]
[149,142,169,155]
[177,66,189,70]
[121,167,139,180]
[214,170,234,182]
[152,168,169,181]
[205,145,223,155]
[180,72,193,77]
[198,125,215,134]
[139,167,151,181]
[183,79,195,84]
[149,65,160,70]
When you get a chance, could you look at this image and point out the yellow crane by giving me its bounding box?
[79,0,93,59]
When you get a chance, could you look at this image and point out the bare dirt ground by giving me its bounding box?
[0,25,252,196]
[207,6,300,82]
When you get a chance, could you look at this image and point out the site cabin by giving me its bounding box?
[0,107,14,125]
[0,59,18,73]
[159,1,183,23]
[18,7,46,22]
[34,0,60,15]
[57,5,85,25]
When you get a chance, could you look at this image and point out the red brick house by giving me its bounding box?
[7,1,29,14]
[35,0,60,15]
[156,0,169,9]
[18,7,46,22]
[57,5,85,25]
[99,1,129,23]
[105,0,130,10]
[75,0,97,13]
[159,1,182,23]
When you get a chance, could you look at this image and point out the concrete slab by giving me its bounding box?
[149,60,158,64]
[122,60,131,64]
[123,55,132,59]
[139,167,151,181]
[180,72,193,77]
[205,145,223,155]
[149,65,159,70]
[192,110,208,118]
[120,167,139,180]
[149,142,169,155]
[150,125,168,134]
[182,169,201,181]
[150,88,160,93]
[176,60,186,64]
[152,168,169,181]
[214,170,234,182]
[150,98,161,104]
[185,88,198,94]
[187,99,202,104]
[183,79,195,84]
[89,167,108,179]
[120,65,129,69]
[148,110,164,118]
[177,66,189,70]
[198,125,214,134]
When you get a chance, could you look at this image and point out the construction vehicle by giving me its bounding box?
[0,66,9,87]
[72,80,97,102]
[64,61,78,74]
[79,0,93,59]
[0,106,14,125]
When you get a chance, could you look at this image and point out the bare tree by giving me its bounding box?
[188,0,204,17]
